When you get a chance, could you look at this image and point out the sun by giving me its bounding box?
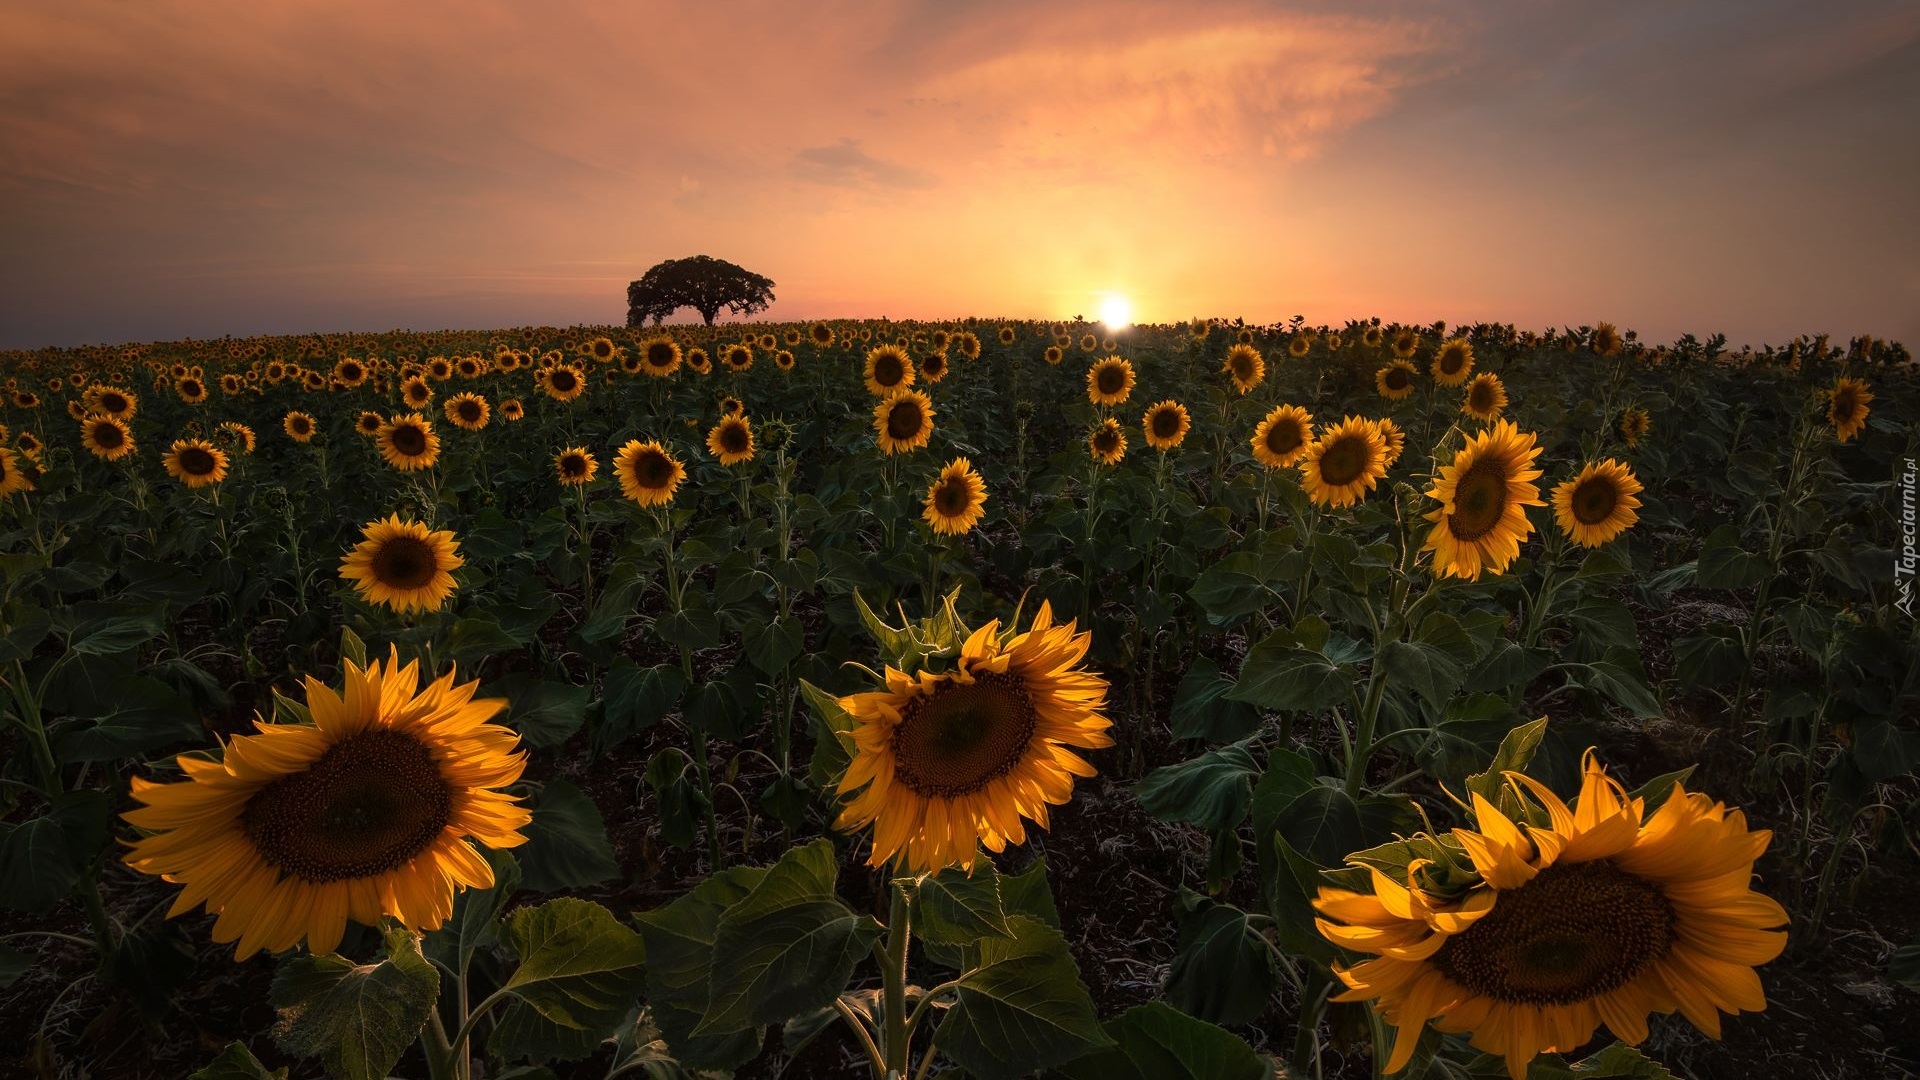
[1099,294,1133,330]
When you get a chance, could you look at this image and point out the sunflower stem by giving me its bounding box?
[833,995,887,1080]
[879,879,913,1074]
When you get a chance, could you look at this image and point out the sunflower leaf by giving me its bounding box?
[0,789,111,913]
[517,780,619,893]
[1226,639,1353,714]
[1169,658,1263,743]
[1466,715,1550,812]
[1134,740,1261,831]
[496,898,649,1057]
[914,861,1013,945]
[270,927,440,1080]
[1163,891,1276,1027]
[633,866,769,1070]
[1045,1002,1267,1080]
[186,1041,288,1080]
[936,915,1113,1080]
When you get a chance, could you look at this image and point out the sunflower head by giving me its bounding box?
[1553,459,1643,548]
[923,456,989,536]
[1377,417,1406,468]
[356,410,384,436]
[555,446,598,486]
[1462,373,1509,421]
[284,411,317,443]
[1376,360,1418,401]
[1422,420,1545,581]
[401,375,434,408]
[377,413,441,472]
[81,414,136,461]
[176,377,208,404]
[0,448,33,498]
[540,364,587,402]
[1432,338,1475,385]
[340,514,464,613]
[723,344,754,373]
[998,326,1017,345]
[1142,400,1191,451]
[874,390,935,456]
[615,439,686,506]
[864,345,915,396]
[1223,343,1265,394]
[444,393,490,431]
[640,337,682,377]
[1086,356,1135,407]
[919,351,947,382]
[1827,377,1873,442]
[1619,407,1650,447]
[709,413,757,466]
[164,438,229,487]
[1089,417,1126,465]
[1252,404,1314,469]
[1301,416,1389,508]
[1043,345,1064,366]
[813,322,839,347]
[499,398,525,422]
[775,349,796,372]
[1392,330,1420,359]
[1591,321,1624,357]
[1287,336,1311,359]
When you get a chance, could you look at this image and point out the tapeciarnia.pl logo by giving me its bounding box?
[1899,456,1916,618]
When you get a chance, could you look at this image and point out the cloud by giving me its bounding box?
[793,139,936,189]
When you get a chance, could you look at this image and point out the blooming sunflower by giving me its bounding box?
[219,421,257,454]
[1086,357,1135,407]
[1462,373,1509,422]
[1287,336,1311,359]
[1378,417,1407,469]
[176,377,209,404]
[1591,321,1624,357]
[923,456,988,535]
[874,390,935,456]
[355,410,384,436]
[708,413,756,466]
[1433,338,1475,386]
[0,448,32,498]
[686,348,712,375]
[1377,360,1418,401]
[1301,417,1389,508]
[555,446,597,486]
[376,413,441,472]
[833,603,1112,873]
[121,648,529,959]
[587,336,617,363]
[81,414,137,461]
[998,326,1017,346]
[722,344,754,373]
[1827,377,1873,443]
[919,351,948,383]
[1422,420,1544,580]
[719,395,745,417]
[86,384,138,420]
[614,439,686,506]
[160,440,227,489]
[339,515,464,613]
[814,322,839,347]
[444,393,489,431]
[864,345,915,396]
[1043,345,1064,366]
[1363,325,1386,349]
[1089,417,1126,465]
[640,337,682,377]
[1142,400,1191,451]
[499,398,525,422]
[1223,343,1265,394]
[1315,751,1786,1079]
[1252,404,1314,469]
[1619,407,1650,448]
[538,365,587,403]
[1392,330,1420,359]
[1079,333,1097,352]
[401,375,434,409]
[1553,460,1643,548]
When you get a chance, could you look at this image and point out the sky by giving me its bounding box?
[2,0,1917,350]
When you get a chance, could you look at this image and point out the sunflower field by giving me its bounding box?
[0,319,1915,1080]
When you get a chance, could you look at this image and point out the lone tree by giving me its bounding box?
[626,255,776,327]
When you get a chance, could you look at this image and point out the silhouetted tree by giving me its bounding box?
[626,256,776,327]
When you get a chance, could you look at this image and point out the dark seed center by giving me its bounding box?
[242,729,452,883]
[372,535,439,589]
[890,673,1038,798]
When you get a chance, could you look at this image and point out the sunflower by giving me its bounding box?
[355,410,384,436]
[302,370,329,392]
[86,384,138,420]
[67,399,89,422]
[813,322,839,347]
[376,413,441,472]
[919,351,948,383]
[639,337,682,377]
[1377,360,1418,401]
[80,414,137,461]
[16,431,42,461]
[1223,343,1265,394]
[1043,345,1064,366]
[1422,420,1544,581]
[1079,333,1097,352]
[719,395,744,416]
[1236,328,1256,345]
[864,345,915,396]
[120,648,529,959]
[1086,357,1135,407]
[924,457,988,535]
[722,344,754,373]
[708,413,756,466]
[401,375,434,409]
[499,398,525,422]
[1377,417,1407,469]
[587,336,617,364]
[1252,404,1314,469]
[1088,417,1126,465]
[1591,322,1624,357]
[874,390,935,455]
[339,515,464,613]
[1142,400,1190,451]
[1315,751,1786,1079]
[1327,334,1344,351]
[283,411,317,443]
[555,446,597,486]
[219,421,257,454]
[444,393,490,431]
[1287,336,1311,359]
[1828,377,1873,442]
[1386,330,1416,360]
[1619,408,1650,448]
[998,326,1017,346]
[427,356,454,380]
[1432,338,1475,386]
[952,331,981,360]
[163,438,229,488]
[614,439,686,506]
[0,448,32,498]
[1462,373,1508,422]
[686,348,712,375]
[538,365,587,403]
[1189,318,1211,341]
[1301,417,1389,508]
[176,377,209,404]
[758,333,777,351]
[456,356,484,379]
[833,602,1112,873]
[1554,460,1643,548]
[11,390,39,409]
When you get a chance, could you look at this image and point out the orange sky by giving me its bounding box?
[2,0,1917,348]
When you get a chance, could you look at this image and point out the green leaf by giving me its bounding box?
[800,678,857,789]
[1271,785,1364,869]
[493,675,590,750]
[915,861,1014,946]
[1188,552,1283,622]
[1531,1040,1680,1079]
[599,660,686,753]
[1225,640,1353,713]
[270,927,440,1080]
[425,849,520,975]
[1378,638,1467,711]
[744,616,805,676]
[1625,766,1695,816]
[1672,624,1745,688]
[517,780,620,893]
[1134,740,1261,831]
[1696,525,1766,590]
[446,616,520,664]
[489,898,649,1064]
[1466,716,1549,812]
[646,750,709,849]
[1163,890,1276,1027]
[56,601,168,656]
[337,625,368,669]
[633,866,770,1070]
[1578,658,1664,720]
[49,675,201,763]
[936,915,1114,1080]
[1000,858,1062,929]
[0,603,51,664]
[606,1007,730,1080]
[1049,1001,1266,1080]
[1168,658,1263,742]
[0,790,111,913]
[695,839,882,1035]
[187,1041,288,1080]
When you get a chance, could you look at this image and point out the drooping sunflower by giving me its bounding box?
[918,351,948,383]
[1553,460,1643,548]
[1086,356,1135,407]
[1827,377,1873,443]
[1591,321,1624,357]
[538,364,587,403]
[1376,360,1418,401]
[555,446,597,486]
[1619,407,1651,447]
[163,438,229,488]
[614,439,686,506]
[864,345,915,396]
[639,337,682,377]
[283,411,317,443]
[1422,420,1544,581]
[923,457,988,536]
[874,390,935,455]
[401,375,434,409]
[376,413,442,472]
[1251,404,1314,469]
[0,448,33,498]
[833,602,1113,873]
[120,648,529,960]
[355,410,384,436]
[1432,338,1475,386]
[1223,343,1265,394]
[1378,417,1407,469]
[722,343,754,373]
[708,413,756,466]
[1301,416,1389,508]
[1315,751,1787,1079]
[1089,417,1126,465]
[81,414,137,461]
[1142,400,1191,451]
[499,398,525,422]
[339,514,464,613]
[1462,373,1509,422]
[444,393,490,431]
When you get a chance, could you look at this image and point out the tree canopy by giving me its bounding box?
[626,256,776,327]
